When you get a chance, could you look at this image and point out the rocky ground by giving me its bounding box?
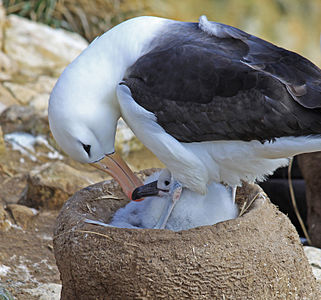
[0,3,162,299]
[0,3,320,299]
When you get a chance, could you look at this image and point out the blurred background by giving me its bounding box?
[0,1,321,298]
[4,0,321,65]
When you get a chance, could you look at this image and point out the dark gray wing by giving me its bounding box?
[198,16,321,109]
[122,19,321,143]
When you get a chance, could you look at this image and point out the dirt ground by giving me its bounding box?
[0,210,61,299]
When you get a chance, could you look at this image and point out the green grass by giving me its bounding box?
[4,0,60,27]
[2,0,146,41]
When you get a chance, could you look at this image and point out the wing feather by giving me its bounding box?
[123,18,321,142]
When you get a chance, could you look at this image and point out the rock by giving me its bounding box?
[0,174,27,204]
[0,1,5,50]
[26,75,57,94]
[0,284,14,300]
[25,283,61,300]
[3,131,64,164]
[0,105,49,136]
[3,82,38,105]
[0,52,19,81]
[29,93,50,115]
[0,84,19,114]
[304,246,321,284]
[54,177,320,299]
[298,152,321,247]
[4,15,88,77]
[6,204,38,229]
[0,203,11,231]
[20,161,105,209]
[0,126,5,155]
[24,76,56,114]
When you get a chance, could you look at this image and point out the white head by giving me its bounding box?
[48,17,170,200]
[48,16,167,165]
[131,169,173,200]
[48,42,122,163]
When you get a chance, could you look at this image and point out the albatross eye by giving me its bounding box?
[81,143,91,157]
[157,169,172,190]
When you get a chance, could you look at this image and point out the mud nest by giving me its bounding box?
[53,170,320,299]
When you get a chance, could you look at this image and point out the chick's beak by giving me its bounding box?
[91,152,143,201]
[131,180,159,200]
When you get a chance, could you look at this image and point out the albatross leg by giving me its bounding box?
[154,181,183,229]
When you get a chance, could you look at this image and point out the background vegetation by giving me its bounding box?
[3,0,321,65]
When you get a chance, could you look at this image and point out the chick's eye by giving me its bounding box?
[82,143,91,156]
[164,180,170,186]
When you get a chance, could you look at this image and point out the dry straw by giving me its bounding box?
[288,156,311,245]
[4,0,150,41]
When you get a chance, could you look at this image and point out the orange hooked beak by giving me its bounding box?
[91,152,144,201]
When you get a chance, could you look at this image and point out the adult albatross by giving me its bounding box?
[48,15,321,200]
